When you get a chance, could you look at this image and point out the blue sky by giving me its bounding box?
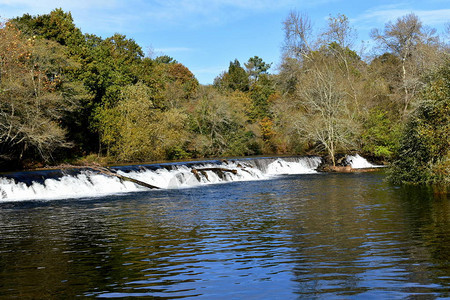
[1,0,449,84]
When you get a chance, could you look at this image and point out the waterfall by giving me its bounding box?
[345,154,381,169]
[0,156,322,202]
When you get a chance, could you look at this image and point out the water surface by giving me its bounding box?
[0,171,449,298]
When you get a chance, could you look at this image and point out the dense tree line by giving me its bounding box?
[0,9,448,185]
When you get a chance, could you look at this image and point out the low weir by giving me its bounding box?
[0,155,379,202]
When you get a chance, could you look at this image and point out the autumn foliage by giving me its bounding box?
[0,9,448,186]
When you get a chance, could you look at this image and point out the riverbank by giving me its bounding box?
[319,165,385,173]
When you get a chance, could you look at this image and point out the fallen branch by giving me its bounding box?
[57,163,161,189]
[192,167,238,174]
[191,167,238,181]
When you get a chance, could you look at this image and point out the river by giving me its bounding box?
[0,157,449,298]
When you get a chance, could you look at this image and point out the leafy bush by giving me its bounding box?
[389,62,450,186]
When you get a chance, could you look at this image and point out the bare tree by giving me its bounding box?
[0,22,79,163]
[371,13,440,117]
[445,22,450,42]
[320,14,361,110]
[295,65,359,166]
[282,11,314,61]
[278,12,361,164]
[320,13,356,49]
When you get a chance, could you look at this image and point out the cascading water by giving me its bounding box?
[345,154,382,169]
[0,156,322,202]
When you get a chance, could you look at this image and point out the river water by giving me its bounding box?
[0,159,449,298]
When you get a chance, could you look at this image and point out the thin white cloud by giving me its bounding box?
[0,0,117,10]
[193,66,227,74]
[414,9,450,26]
[127,0,340,28]
[354,5,450,29]
[154,47,194,54]
[0,0,140,37]
[0,0,340,34]
[175,0,336,11]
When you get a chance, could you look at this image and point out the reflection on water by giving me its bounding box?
[0,172,449,298]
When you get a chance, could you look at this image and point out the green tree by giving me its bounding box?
[163,63,199,108]
[95,82,189,161]
[360,109,401,159]
[188,87,258,157]
[248,74,275,120]
[12,8,84,47]
[389,62,449,186]
[245,56,271,82]
[154,55,177,64]
[214,59,249,92]
[245,56,275,121]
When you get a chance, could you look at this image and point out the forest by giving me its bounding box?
[0,9,448,186]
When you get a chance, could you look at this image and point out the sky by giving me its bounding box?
[1,0,449,84]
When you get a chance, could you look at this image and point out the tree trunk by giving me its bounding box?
[58,164,161,189]
[88,165,161,189]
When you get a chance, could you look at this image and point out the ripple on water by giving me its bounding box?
[0,172,449,299]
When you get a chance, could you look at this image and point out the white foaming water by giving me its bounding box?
[346,154,381,169]
[265,157,322,175]
[0,172,143,202]
[0,157,322,202]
